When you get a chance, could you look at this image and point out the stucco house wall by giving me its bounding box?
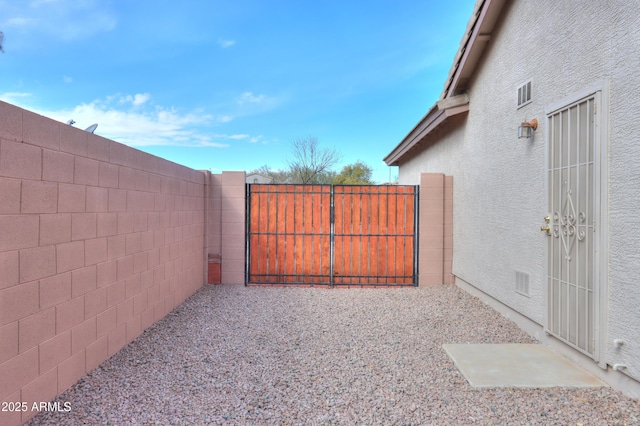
[395,0,640,394]
[245,173,273,184]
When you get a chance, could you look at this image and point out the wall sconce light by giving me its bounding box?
[518,118,538,139]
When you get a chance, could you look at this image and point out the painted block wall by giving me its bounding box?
[203,170,245,285]
[418,173,453,286]
[398,1,640,386]
[0,101,213,426]
[220,172,246,285]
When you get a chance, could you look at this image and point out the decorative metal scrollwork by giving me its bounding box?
[553,189,587,261]
[577,212,586,241]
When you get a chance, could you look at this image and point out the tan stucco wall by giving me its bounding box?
[397,0,640,391]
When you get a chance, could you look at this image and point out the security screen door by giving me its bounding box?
[546,92,600,359]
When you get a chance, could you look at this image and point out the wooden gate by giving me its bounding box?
[246,184,418,286]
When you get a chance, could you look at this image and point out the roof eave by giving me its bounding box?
[383,0,507,166]
[442,0,507,98]
[383,101,469,166]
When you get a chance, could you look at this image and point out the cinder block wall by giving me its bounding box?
[0,101,215,426]
[203,170,245,285]
[443,175,454,284]
[418,173,453,285]
[220,171,246,284]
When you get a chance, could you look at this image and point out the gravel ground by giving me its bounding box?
[28,284,640,425]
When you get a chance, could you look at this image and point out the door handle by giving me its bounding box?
[540,224,551,236]
[541,216,551,235]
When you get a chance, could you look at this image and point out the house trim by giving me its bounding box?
[383,101,469,166]
[442,0,507,99]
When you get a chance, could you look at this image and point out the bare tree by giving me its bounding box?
[287,136,341,184]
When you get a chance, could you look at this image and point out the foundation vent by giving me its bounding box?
[517,80,532,108]
[515,270,530,296]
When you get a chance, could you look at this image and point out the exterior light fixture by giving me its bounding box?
[518,118,538,139]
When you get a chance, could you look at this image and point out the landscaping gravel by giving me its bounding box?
[28,284,640,425]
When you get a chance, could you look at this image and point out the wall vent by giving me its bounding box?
[517,80,532,108]
[515,270,530,296]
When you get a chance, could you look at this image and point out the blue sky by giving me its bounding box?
[0,0,475,183]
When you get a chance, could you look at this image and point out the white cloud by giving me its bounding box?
[227,134,249,140]
[237,91,265,104]
[119,93,151,106]
[63,75,73,83]
[1,0,117,42]
[133,93,150,106]
[0,92,240,148]
[30,0,64,6]
[0,92,32,103]
[218,133,267,141]
[64,101,216,147]
[217,115,233,123]
[0,92,271,149]
[234,91,287,116]
[217,38,236,48]
[6,17,34,26]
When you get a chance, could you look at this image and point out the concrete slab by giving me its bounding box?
[443,344,605,388]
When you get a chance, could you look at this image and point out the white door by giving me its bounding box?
[546,91,603,360]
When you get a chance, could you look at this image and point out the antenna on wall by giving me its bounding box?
[84,123,98,133]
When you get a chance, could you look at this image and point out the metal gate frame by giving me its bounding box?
[245,184,419,287]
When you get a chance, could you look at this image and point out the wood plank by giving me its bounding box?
[284,187,295,282]
[258,191,270,280]
[370,193,378,282]
[248,190,259,280]
[249,234,260,276]
[311,188,323,282]
[275,185,285,282]
[335,187,346,283]
[311,186,322,282]
[321,189,331,280]
[351,190,361,280]
[294,235,303,281]
[379,188,389,284]
[394,190,406,284]
[302,187,314,281]
[361,189,371,281]
[404,190,415,284]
